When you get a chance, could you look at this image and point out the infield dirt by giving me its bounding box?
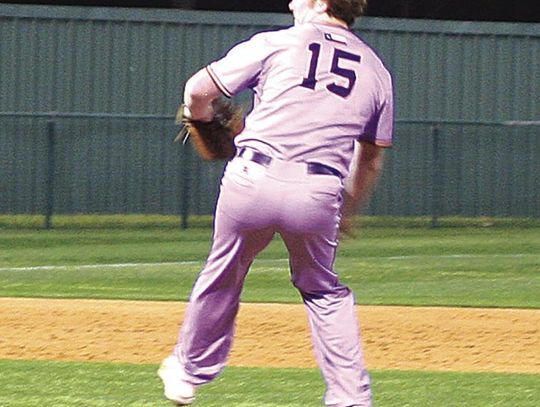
[0,297,538,374]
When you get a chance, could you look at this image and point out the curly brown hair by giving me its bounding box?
[324,0,368,27]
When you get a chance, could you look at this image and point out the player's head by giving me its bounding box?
[289,0,323,25]
[325,0,368,26]
[289,0,367,27]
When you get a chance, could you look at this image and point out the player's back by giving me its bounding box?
[236,23,393,175]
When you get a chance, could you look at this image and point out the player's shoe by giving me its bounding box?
[158,355,196,406]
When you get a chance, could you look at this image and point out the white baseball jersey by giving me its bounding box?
[207,22,394,177]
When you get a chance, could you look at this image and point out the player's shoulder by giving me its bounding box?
[348,32,387,65]
[348,31,393,84]
[248,25,306,47]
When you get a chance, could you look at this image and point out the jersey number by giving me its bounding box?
[300,43,361,98]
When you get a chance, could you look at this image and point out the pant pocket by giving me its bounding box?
[308,176,343,207]
[224,157,267,187]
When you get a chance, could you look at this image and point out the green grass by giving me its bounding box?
[2,214,540,230]
[0,222,538,307]
[0,217,539,406]
[0,359,538,407]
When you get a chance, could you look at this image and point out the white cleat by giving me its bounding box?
[158,355,196,406]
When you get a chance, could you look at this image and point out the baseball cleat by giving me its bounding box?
[158,355,196,406]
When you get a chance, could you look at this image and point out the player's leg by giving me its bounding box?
[281,231,371,407]
[175,219,274,384]
[160,218,274,405]
[279,176,371,407]
[160,157,276,405]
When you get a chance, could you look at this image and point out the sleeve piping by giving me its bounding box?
[206,65,233,98]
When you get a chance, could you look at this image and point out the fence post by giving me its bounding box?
[431,124,442,228]
[44,119,56,229]
[180,142,191,229]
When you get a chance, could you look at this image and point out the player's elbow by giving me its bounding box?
[368,154,385,174]
[184,68,221,104]
[184,76,205,103]
[359,143,385,174]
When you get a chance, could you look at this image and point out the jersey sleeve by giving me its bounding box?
[206,32,275,98]
[358,73,394,148]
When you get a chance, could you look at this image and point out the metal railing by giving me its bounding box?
[1,111,539,228]
[394,118,540,227]
[0,112,184,229]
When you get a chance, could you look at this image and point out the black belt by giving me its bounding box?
[306,162,342,178]
[238,148,342,178]
[238,148,272,166]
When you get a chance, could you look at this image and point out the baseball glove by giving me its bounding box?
[175,99,244,160]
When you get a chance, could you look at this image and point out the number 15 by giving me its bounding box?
[300,43,361,98]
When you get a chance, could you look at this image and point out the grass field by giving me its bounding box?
[1,217,539,307]
[1,215,539,406]
[1,360,538,407]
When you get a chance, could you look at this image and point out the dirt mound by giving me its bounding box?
[1,298,538,373]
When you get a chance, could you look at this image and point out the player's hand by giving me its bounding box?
[339,215,357,238]
[339,189,358,238]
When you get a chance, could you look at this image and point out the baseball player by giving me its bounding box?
[159,0,393,406]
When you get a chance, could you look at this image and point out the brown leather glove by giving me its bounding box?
[175,98,244,160]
